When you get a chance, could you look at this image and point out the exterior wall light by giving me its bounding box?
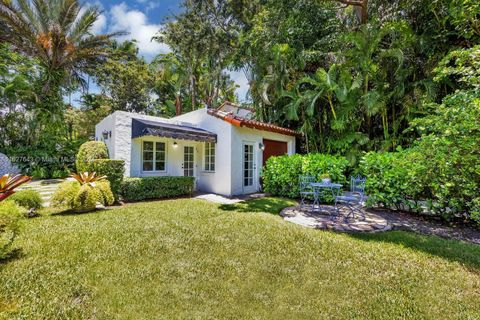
[259,142,265,151]
[173,141,178,148]
[102,130,111,140]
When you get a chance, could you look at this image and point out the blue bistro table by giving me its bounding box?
[310,182,343,216]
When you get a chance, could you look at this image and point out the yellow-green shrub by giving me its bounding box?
[9,190,43,210]
[75,141,109,173]
[0,201,23,259]
[51,180,114,213]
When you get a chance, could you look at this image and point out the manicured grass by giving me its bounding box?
[1,198,480,319]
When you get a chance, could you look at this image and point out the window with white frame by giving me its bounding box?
[204,142,215,172]
[142,141,166,171]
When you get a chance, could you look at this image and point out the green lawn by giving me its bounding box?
[1,198,480,319]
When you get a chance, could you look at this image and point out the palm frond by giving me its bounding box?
[16,0,40,33]
[58,0,79,32]
[68,5,99,40]
[32,0,50,32]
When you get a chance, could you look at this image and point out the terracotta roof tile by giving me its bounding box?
[207,105,300,137]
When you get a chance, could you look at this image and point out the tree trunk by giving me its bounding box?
[334,0,368,24]
[175,94,182,116]
[190,75,197,110]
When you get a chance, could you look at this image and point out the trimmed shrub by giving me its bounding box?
[360,90,480,224]
[262,154,349,198]
[359,151,429,213]
[360,147,480,223]
[51,180,114,213]
[76,141,109,173]
[9,190,43,210]
[0,201,22,259]
[89,159,125,199]
[121,176,195,202]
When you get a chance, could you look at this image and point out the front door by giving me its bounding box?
[262,139,288,166]
[183,146,195,177]
[243,142,256,193]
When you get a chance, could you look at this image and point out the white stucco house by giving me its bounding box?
[95,102,298,196]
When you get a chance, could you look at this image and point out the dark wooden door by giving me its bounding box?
[262,139,288,166]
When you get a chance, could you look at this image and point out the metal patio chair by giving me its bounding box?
[335,175,367,220]
[299,175,316,209]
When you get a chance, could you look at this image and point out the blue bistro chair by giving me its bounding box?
[335,175,367,220]
[299,175,316,208]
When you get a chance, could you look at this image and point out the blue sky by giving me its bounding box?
[71,1,249,105]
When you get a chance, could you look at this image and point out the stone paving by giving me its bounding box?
[280,204,480,243]
[280,205,391,233]
[370,208,480,244]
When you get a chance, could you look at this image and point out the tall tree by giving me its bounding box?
[152,53,191,116]
[0,0,118,177]
[0,0,119,112]
[93,41,158,114]
[156,0,244,109]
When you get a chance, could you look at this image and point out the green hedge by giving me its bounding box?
[120,176,195,202]
[359,90,480,224]
[76,141,109,173]
[359,151,429,212]
[360,148,480,223]
[262,154,349,198]
[89,159,125,199]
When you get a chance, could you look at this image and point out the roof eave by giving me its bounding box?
[207,109,300,137]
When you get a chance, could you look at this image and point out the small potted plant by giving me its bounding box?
[320,173,331,184]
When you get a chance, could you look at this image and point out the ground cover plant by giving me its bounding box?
[1,198,479,319]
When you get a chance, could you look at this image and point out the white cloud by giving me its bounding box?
[91,13,107,34]
[227,69,251,102]
[108,3,170,59]
[135,0,160,11]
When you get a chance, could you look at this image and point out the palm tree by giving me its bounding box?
[0,0,120,101]
[282,88,314,152]
[153,53,190,115]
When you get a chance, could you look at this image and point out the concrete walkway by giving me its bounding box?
[194,193,267,205]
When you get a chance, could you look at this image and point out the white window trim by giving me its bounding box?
[203,142,215,172]
[141,140,167,173]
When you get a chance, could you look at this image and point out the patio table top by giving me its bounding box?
[310,182,343,188]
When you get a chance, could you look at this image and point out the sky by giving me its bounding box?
[72,0,250,105]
